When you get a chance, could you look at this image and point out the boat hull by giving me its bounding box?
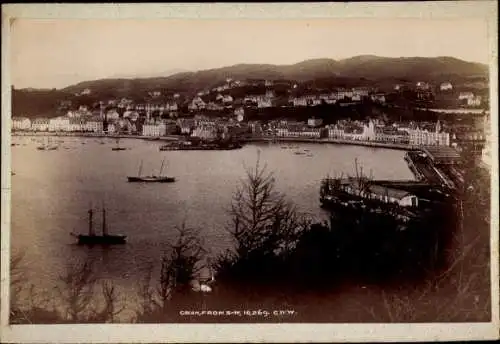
[127,176,176,183]
[73,234,127,245]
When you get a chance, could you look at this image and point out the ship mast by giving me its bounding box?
[138,160,143,177]
[88,208,94,236]
[102,204,108,236]
[159,158,165,177]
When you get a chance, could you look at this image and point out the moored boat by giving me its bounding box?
[71,205,127,245]
[127,159,176,183]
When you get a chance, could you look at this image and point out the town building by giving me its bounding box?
[31,118,49,132]
[307,118,323,127]
[467,96,482,107]
[458,92,474,100]
[408,121,450,146]
[85,117,104,133]
[191,125,219,140]
[11,117,31,131]
[68,118,87,132]
[188,97,206,111]
[416,81,430,90]
[49,116,71,132]
[440,82,453,91]
[142,121,167,137]
[257,97,273,108]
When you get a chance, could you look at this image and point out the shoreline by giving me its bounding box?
[11,131,419,151]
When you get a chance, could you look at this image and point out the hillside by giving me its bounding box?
[60,56,487,96]
[11,56,489,118]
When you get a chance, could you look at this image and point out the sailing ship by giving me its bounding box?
[71,205,127,245]
[127,159,176,183]
[112,138,127,151]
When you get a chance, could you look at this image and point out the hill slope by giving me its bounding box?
[60,56,487,95]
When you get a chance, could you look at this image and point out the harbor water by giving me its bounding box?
[10,136,415,316]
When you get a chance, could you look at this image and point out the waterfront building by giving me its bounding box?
[69,118,87,132]
[328,125,345,139]
[107,123,117,134]
[11,117,31,131]
[177,118,195,135]
[106,110,120,121]
[408,121,450,146]
[49,116,71,132]
[374,127,410,144]
[248,121,263,135]
[142,121,167,137]
[191,124,218,140]
[123,111,140,121]
[31,118,49,132]
[85,117,104,133]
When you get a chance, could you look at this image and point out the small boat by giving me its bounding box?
[71,205,127,245]
[112,138,127,151]
[294,151,306,155]
[127,159,176,183]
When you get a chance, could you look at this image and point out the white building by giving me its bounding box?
[440,82,453,91]
[11,117,31,131]
[222,95,234,104]
[188,97,206,111]
[408,121,450,146]
[142,122,167,137]
[68,118,87,132]
[191,125,218,140]
[292,97,308,107]
[371,94,386,104]
[458,92,474,100]
[257,97,273,108]
[85,118,104,133]
[31,118,49,132]
[416,82,430,90]
[165,102,178,112]
[265,90,275,99]
[467,96,482,106]
[106,110,120,120]
[307,118,323,127]
[49,116,70,132]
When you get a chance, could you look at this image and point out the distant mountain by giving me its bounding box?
[60,56,488,96]
[108,68,189,79]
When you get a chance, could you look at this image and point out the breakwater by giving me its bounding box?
[242,136,419,151]
[13,132,420,151]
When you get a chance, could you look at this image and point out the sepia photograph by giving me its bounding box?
[1,2,499,342]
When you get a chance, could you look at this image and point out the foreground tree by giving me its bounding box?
[134,222,208,322]
[216,154,311,283]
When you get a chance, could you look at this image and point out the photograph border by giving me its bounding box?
[1,2,499,342]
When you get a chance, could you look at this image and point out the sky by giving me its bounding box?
[10,18,492,89]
